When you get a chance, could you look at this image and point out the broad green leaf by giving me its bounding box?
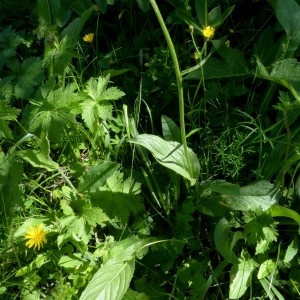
[37,0,71,28]
[136,0,150,12]
[269,204,300,225]
[257,259,276,279]
[96,0,107,13]
[284,238,298,264]
[61,6,94,40]
[16,150,59,171]
[58,253,86,270]
[161,115,181,143]
[195,0,206,27]
[229,251,258,299]
[14,218,49,238]
[208,6,221,27]
[129,134,200,185]
[214,218,242,264]
[80,257,135,300]
[274,0,300,56]
[77,161,119,193]
[217,181,278,211]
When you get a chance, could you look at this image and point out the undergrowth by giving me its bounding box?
[1,0,300,299]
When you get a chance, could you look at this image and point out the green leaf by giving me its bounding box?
[0,153,23,226]
[257,259,275,279]
[274,0,300,56]
[96,0,107,13]
[14,218,49,238]
[14,57,44,99]
[61,6,94,41]
[0,26,24,69]
[229,251,258,299]
[208,6,221,27]
[91,171,144,223]
[269,204,300,225]
[0,101,20,138]
[80,257,135,300]
[16,150,59,171]
[37,0,71,28]
[129,134,200,185]
[161,115,181,143]
[84,75,125,103]
[214,218,242,264]
[58,253,86,270]
[185,42,248,80]
[135,0,150,12]
[77,161,119,193]
[82,207,110,227]
[217,181,278,211]
[284,238,298,264]
[122,289,149,300]
[243,211,278,255]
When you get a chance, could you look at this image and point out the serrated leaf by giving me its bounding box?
[80,257,135,300]
[91,171,144,223]
[129,134,200,185]
[229,252,258,299]
[77,161,119,193]
[81,100,96,131]
[0,26,24,69]
[82,207,110,227]
[14,57,44,99]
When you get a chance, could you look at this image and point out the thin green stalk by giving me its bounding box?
[149,0,193,178]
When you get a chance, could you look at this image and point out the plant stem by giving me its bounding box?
[149,0,193,178]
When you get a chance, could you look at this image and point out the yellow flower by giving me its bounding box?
[83,33,94,43]
[25,224,47,250]
[225,40,230,47]
[202,26,215,39]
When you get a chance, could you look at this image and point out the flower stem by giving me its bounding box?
[149,0,193,178]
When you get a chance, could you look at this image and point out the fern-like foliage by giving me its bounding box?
[81,75,125,132]
[91,170,144,224]
[0,101,21,139]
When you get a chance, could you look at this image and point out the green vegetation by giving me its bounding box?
[1,0,300,299]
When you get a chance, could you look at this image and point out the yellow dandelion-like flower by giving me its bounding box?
[202,26,215,39]
[83,33,94,43]
[25,224,47,251]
